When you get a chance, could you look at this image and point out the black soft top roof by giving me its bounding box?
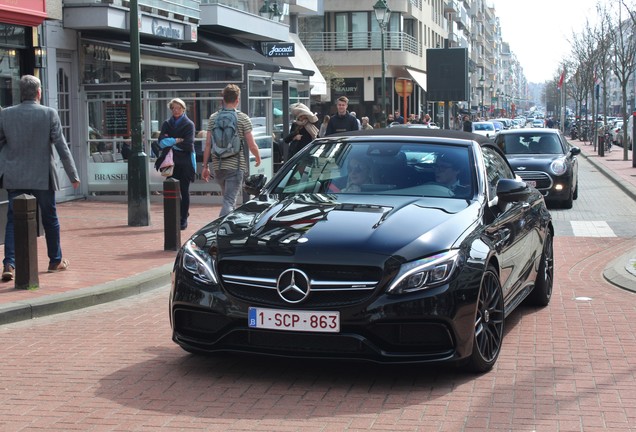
[330,126,494,146]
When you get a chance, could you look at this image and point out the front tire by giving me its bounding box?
[528,230,554,307]
[467,265,504,373]
[562,188,574,209]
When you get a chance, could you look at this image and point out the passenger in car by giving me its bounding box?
[342,156,374,192]
[328,155,374,193]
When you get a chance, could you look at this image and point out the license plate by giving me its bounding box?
[526,180,537,187]
[248,307,340,333]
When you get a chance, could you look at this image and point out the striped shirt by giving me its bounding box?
[207,109,253,172]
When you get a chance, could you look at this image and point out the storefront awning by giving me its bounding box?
[0,0,46,27]
[197,36,280,73]
[406,68,427,92]
[283,33,327,96]
[109,51,199,69]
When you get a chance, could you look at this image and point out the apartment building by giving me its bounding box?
[299,0,528,126]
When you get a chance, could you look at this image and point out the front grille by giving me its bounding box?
[516,171,553,190]
[219,260,383,307]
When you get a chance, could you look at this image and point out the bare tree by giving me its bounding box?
[605,3,636,160]
[594,3,614,153]
[569,23,598,145]
[565,60,586,130]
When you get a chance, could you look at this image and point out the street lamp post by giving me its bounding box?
[374,0,391,128]
[479,76,485,119]
[496,89,501,116]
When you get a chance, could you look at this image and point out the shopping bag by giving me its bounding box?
[160,148,174,177]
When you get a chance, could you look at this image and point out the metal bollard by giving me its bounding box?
[598,134,605,157]
[14,194,39,290]
[163,178,181,251]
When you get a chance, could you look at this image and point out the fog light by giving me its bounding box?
[555,184,564,191]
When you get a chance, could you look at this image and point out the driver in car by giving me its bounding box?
[433,154,470,197]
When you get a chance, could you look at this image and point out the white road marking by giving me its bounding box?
[570,221,616,237]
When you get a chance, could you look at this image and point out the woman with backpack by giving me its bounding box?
[201,84,261,217]
[155,98,195,230]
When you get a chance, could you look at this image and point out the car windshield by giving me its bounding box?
[271,140,473,199]
[499,133,563,155]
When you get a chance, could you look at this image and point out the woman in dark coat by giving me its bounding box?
[156,98,195,230]
[284,103,319,160]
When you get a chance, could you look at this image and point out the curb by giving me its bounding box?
[603,249,636,294]
[579,149,636,294]
[579,149,636,202]
[0,264,172,326]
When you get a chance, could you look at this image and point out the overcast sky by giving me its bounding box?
[493,0,601,83]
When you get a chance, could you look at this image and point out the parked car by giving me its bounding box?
[251,126,282,165]
[610,121,623,145]
[472,121,496,139]
[169,128,554,373]
[620,115,634,150]
[494,128,580,208]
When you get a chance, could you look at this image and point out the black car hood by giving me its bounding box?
[206,194,479,263]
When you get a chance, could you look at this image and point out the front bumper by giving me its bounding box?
[169,267,480,364]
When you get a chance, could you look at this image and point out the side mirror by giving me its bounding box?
[496,178,531,203]
[569,146,581,156]
[243,174,267,196]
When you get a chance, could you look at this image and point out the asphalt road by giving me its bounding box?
[1,155,635,431]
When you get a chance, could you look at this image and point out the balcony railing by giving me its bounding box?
[299,31,421,56]
[63,0,200,20]
[199,0,261,15]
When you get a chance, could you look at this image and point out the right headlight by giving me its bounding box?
[550,158,567,176]
[387,250,460,295]
[182,239,218,285]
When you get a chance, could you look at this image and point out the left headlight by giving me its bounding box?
[387,250,460,295]
[550,158,567,176]
[182,239,218,284]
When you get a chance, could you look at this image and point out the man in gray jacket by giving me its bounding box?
[0,75,80,282]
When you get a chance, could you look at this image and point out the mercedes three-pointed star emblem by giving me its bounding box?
[277,269,311,304]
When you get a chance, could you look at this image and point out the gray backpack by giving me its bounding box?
[212,109,241,159]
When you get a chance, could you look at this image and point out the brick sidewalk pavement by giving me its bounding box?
[0,200,219,324]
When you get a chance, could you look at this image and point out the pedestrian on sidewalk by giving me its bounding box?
[154,98,196,230]
[201,84,261,217]
[0,74,80,282]
[325,96,359,136]
[462,115,472,132]
[284,102,319,159]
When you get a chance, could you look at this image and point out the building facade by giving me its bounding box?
[1,0,325,206]
[299,0,530,128]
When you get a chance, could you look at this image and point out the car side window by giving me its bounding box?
[481,147,515,199]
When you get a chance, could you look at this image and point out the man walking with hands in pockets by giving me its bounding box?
[0,75,80,282]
